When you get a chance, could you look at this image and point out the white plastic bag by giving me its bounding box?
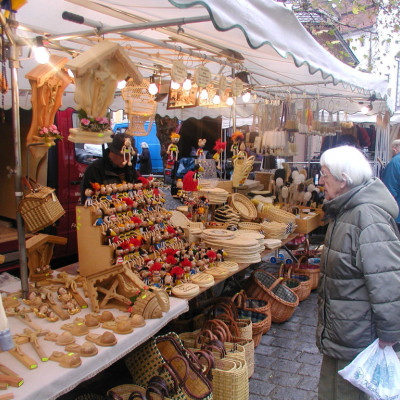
[339,339,400,400]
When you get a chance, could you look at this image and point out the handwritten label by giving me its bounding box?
[171,60,187,84]
[219,75,227,94]
[231,78,244,97]
[194,66,211,87]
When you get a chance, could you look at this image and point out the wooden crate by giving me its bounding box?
[294,207,324,234]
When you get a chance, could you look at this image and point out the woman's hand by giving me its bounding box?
[379,339,397,349]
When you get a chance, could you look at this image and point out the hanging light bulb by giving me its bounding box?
[148,75,158,95]
[33,37,49,64]
[171,80,180,90]
[226,93,234,106]
[117,80,127,90]
[200,88,209,100]
[242,90,251,103]
[212,94,221,105]
[182,74,192,91]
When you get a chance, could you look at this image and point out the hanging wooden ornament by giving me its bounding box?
[122,78,157,136]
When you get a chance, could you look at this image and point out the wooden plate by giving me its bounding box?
[191,273,215,288]
[172,283,200,298]
[216,261,239,272]
[205,266,230,279]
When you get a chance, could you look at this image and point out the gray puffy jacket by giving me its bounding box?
[317,177,400,360]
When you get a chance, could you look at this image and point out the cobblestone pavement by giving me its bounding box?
[249,290,321,400]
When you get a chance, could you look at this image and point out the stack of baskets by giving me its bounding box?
[244,270,299,323]
[265,206,297,234]
[260,221,288,239]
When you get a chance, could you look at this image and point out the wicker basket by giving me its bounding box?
[238,222,262,231]
[293,256,320,290]
[287,267,311,302]
[292,239,321,258]
[211,358,249,400]
[18,181,65,233]
[184,329,254,378]
[232,291,271,335]
[107,383,172,400]
[260,221,288,240]
[228,193,257,220]
[266,207,296,225]
[244,270,299,323]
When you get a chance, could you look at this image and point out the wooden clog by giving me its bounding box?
[65,342,98,357]
[61,322,89,336]
[86,331,117,347]
[130,314,146,328]
[102,319,133,334]
[49,351,82,368]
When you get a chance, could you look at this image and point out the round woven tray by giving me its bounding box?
[229,193,257,220]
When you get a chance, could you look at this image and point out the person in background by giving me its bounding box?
[382,139,400,230]
[138,142,152,176]
[317,145,400,400]
[80,133,139,203]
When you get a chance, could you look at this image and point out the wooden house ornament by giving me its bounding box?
[66,41,143,144]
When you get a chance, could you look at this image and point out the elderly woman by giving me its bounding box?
[317,145,400,400]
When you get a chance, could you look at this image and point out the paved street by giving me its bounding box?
[249,290,321,400]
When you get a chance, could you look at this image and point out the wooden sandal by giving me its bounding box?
[49,351,81,368]
[64,342,98,357]
[61,322,89,336]
[102,319,133,335]
[86,331,117,346]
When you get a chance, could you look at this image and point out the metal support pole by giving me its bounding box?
[6,12,29,298]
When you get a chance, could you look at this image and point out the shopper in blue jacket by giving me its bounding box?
[382,139,400,230]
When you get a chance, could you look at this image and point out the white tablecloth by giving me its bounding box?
[1,292,188,400]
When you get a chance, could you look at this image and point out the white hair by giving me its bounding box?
[392,139,400,149]
[320,145,372,187]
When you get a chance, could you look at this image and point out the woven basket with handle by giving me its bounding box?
[293,256,320,290]
[231,290,271,335]
[287,266,311,302]
[18,177,65,233]
[244,270,299,323]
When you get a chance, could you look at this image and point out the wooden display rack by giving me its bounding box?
[75,206,114,277]
[26,234,67,280]
[75,205,165,314]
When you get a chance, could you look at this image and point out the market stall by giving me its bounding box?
[0,1,393,398]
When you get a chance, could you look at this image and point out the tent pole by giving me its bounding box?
[2,12,29,298]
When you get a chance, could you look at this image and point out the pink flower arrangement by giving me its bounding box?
[78,111,111,132]
[37,124,62,145]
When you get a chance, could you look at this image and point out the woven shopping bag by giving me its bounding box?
[204,301,253,341]
[125,332,213,400]
[192,325,254,378]
[18,177,65,233]
[195,340,249,400]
